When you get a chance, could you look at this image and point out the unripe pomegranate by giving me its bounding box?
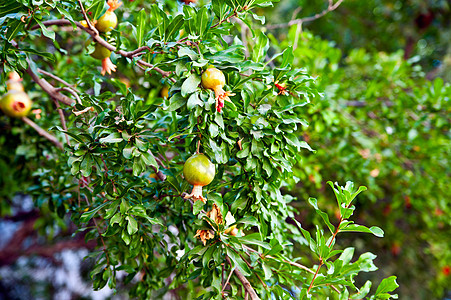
[0,90,32,118]
[6,71,24,92]
[183,153,215,203]
[201,67,234,113]
[90,43,117,75]
[96,0,122,33]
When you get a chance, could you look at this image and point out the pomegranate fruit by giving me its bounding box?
[0,90,32,118]
[90,43,117,75]
[201,67,234,113]
[183,153,215,203]
[96,0,122,33]
[6,71,24,92]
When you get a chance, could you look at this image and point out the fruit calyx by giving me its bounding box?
[201,67,235,113]
[183,153,215,203]
[90,43,117,75]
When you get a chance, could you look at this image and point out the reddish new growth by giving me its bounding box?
[275,82,288,96]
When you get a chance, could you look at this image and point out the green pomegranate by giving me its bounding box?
[183,153,215,203]
[96,0,122,33]
[0,90,32,118]
[90,43,111,60]
[201,67,234,113]
[90,43,117,75]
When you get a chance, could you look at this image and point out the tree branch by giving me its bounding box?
[38,68,81,93]
[266,0,344,29]
[53,98,70,146]
[26,65,75,106]
[33,19,175,82]
[225,256,261,300]
[22,117,63,149]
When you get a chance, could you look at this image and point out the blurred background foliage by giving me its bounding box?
[0,0,450,299]
[260,0,451,298]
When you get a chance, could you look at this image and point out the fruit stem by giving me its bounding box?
[196,139,201,154]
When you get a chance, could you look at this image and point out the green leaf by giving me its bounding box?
[19,47,54,61]
[226,247,251,276]
[86,0,106,20]
[121,229,131,245]
[350,281,372,299]
[280,47,294,68]
[374,276,399,298]
[193,200,204,215]
[187,92,203,110]
[80,202,109,223]
[252,32,269,63]
[126,216,138,235]
[167,93,186,111]
[178,47,199,61]
[181,73,201,97]
[136,9,146,47]
[236,233,271,249]
[100,132,123,143]
[33,16,55,40]
[308,198,335,234]
[6,19,24,41]
[339,224,384,237]
[196,7,210,37]
[0,2,24,19]
[165,14,184,41]
[141,151,158,170]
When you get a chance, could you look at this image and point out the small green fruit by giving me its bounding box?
[0,91,32,118]
[90,43,111,60]
[96,11,118,33]
[183,153,215,186]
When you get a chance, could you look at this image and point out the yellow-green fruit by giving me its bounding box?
[90,43,111,60]
[201,68,225,90]
[160,86,169,99]
[183,153,215,186]
[6,80,24,92]
[0,91,32,118]
[96,11,118,32]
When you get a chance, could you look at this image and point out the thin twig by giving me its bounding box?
[53,99,70,146]
[221,266,235,294]
[33,20,175,81]
[225,256,261,300]
[38,68,81,93]
[77,0,98,34]
[26,65,75,106]
[72,106,93,116]
[242,245,340,294]
[22,117,63,149]
[56,87,82,105]
[266,0,344,29]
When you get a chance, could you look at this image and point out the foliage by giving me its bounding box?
[267,0,451,77]
[269,27,450,298]
[8,0,451,299]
